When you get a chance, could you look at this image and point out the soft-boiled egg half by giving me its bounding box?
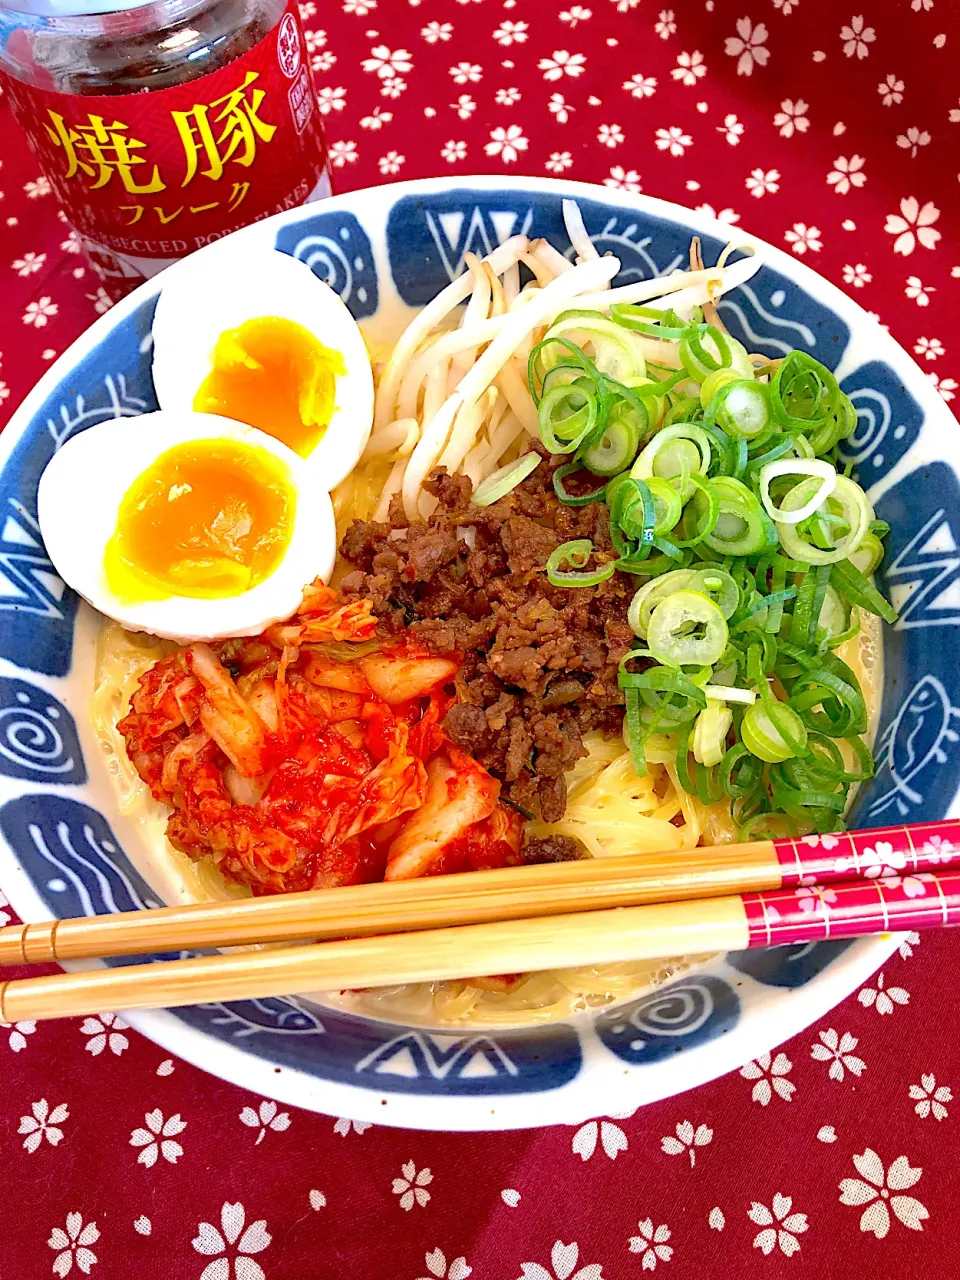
[151,249,374,490]
[38,411,336,642]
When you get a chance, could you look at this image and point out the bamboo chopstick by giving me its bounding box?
[3,865,959,1025]
[1,816,955,968]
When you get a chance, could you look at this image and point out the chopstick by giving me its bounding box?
[3,864,959,1024]
[1,816,956,968]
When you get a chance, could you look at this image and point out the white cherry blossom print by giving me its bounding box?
[380,76,406,99]
[449,61,482,83]
[951,99,960,123]
[451,94,476,119]
[839,1150,928,1238]
[921,836,955,864]
[134,1217,152,1235]
[303,27,326,52]
[79,1013,128,1056]
[362,44,412,78]
[86,287,111,316]
[130,1109,186,1166]
[316,85,347,114]
[773,98,809,136]
[655,126,692,156]
[328,140,359,166]
[746,167,780,197]
[748,1194,809,1257]
[858,971,910,1015]
[827,155,866,194]
[2,1018,36,1051]
[539,50,587,80]
[22,296,58,327]
[724,17,769,76]
[546,150,574,173]
[192,1202,271,1280]
[418,1249,472,1280]
[773,0,798,11]
[24,175,52,198]
[879,73,905,105]
[495,87,521,105]
[549,93,574,122]
[342,0,374,11]
[623,72,657,98]
[485,125,528,163]
[899,931,921,959]
[311,50,336,73]
[860,840,905,878]
[560,6,592,26]
[818,1126,838,1143]
[19,1099,69,1153]
[393,1161,433,1210]
[810,1029,866,1082]
[905,276,935,306]
[914,337,945,360]
[655,9,677,39]
[696,203,740,223]
[48,1213,99,1277]
[441,139,468,162]
[661,1120,713,1166]
[493,19,528,44]
[885,197,941,255]
[597,123,624,148]
[910,1074,952,1120]
[628,1220,672,1270]
[12,250,46,276]
[785,222,822,254]
[571,1117,629,1161]
[842,263,872,287]
[517,1240,604,1280]
[741,1052,796,1104]
[360,106,391,129]
[239,1099,291,1146]
[717,113,744,144]
[605,166,642,192]
[708,1207,726,1230]
[672,50,706,84]
[928,374,958,402]
[421,21,453,43]
[840,15,875,59]
[378,150,405,175]
[897,127,932,158]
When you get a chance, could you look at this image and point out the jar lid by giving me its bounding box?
[4,0,160,16]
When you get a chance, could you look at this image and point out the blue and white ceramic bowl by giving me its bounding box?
[1,177,956,1132]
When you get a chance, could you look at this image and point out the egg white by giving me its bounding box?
[151,248,374,490]
[37,410,336,642]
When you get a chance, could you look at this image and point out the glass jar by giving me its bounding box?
[0,0,331,299]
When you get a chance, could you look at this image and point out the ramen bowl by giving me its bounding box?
[0,177,956,1132]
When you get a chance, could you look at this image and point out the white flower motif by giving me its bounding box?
[748,1194,809,1256]
[613,0,641,8]
[861,840,905,878]
[928,374,958,402]
[725,17,769,75]
[495,87,521,105]
[655,9,677,39]
[24,175,52,198]
[317,85,347,114]
[311,50,336,73]
[304,27,326,52]
[421,21,453,42]
[79,1012,128,1056]
[418,1249,472,1280]
[839,1149,928,1237]
[380,75,406,98]
[545,151,574,174]
[130,1109,186,1166]
[516,1240,604,1280]
[811,1029,866,1082]
[342,0,375,11]
[741,1052,795,1104]
[360,107,391,129]
[378,149,405,175]
[840,15,875,59]
[333,1117,372,1135]
[239,1099,292,1145]
[801,833,841,849]
[48,1213,99,1277]
[885,197,941,255]
[842,263,872,287]
[655,126,692,156]
[897,127,932,158]
[914,336,945,361]
[393,1160,433,1210]
[660,1119,713,1166]
[785,222,823,255]
[623,72,657,98]
[906,276,935,307]
[192,1202,271,1280]
[910,1074,952,1120]
[922,836,955,863]
[12,250,47,276]
[912,0,933,8]
[493,19,528,44]
[449,61,482,83]
[0,381,9,405]
[298,1,315,16]
[879,74,905,106]
[598,123,625,148]
[571,1116,630,1161]
[451,94,476,120]
[717,113,744,145]
[485,124,528,164]
[795,886,838,915]
[328,139,358,167]
[560,6,592,26]
[773,0,799,13]
[672,50,706,84]
[899,930,921,958]
[19,1099,69,1153]
[85,287,111,316]
[362,44,412,78]
[858,971,910,1015]
[539,50,587,80]
[23,296,59,328]
[605,166,643,192]
[628,1219,672,1269]
[772,98,809,137]
[548,92,574,123]
[951,99,960,123]
[2,1017,36,1051]
[441,139,467,163]
[827,154,866,194]
[746,167,780,197]
[696,203,740,223]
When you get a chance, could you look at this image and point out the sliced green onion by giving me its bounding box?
[699,366,744,409]
[647,589,729,666]
[631,422,714,500]
[472,453,542,506]
[680,324,732,380]
[702,683,758,705]
[689,567,740,618]
[537,381,600,453]
[692,699,733,767]
[627,569,698,637]
[610,303,691,341]
[581,414,641,476]
[759,459,837,525]
[742,698,809,763]
[831,559,898,624]
[545,539,616,588]
[708,379,772,441]
[544,310,647,382]
[775,475,872,566]
[848,531,884,576]
[552,460,610,506]
[699,477,778,557]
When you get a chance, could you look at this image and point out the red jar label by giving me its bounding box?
[5,1,328,294]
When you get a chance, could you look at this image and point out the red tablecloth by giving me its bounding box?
[3,2,960,1275]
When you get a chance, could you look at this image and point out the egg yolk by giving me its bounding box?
[104,439,294,603]
[193,316,345,458]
